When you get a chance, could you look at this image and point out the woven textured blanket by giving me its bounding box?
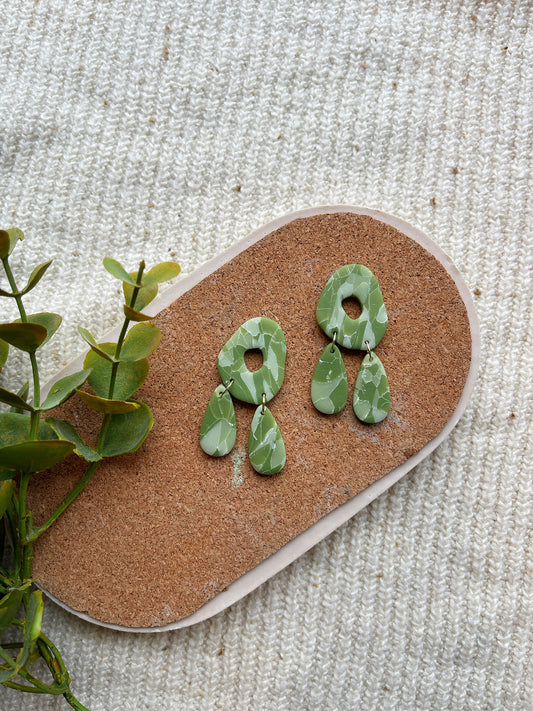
[0,1,531,709]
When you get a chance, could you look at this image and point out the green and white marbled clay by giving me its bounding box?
[200,384,237,456]
[352,352,391,423]
[217,317,287,405]
[316,264,388,350]
[311,343,349,414]
[248,405,286,475]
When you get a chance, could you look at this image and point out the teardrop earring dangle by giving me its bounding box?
[311,264,390,423]
[200,317,287,475]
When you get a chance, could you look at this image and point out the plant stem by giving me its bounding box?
[26,461,99,543]
[2,666,64,694]
[0,644,18,669]
[2,256,41,434]
[24,253,143,539]
[29,353,40,423]
[98,259,146,447]
[18,472,33,599]
[107,260,145,399]
[62,691,92,711]
[5,505,21,579]
[2,256,27,320]
[37,633,90,710]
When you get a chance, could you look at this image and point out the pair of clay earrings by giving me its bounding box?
[199,264,390,476]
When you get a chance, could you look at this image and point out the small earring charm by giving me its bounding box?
[199,380,237,457]
[200,317,287,475]
[311,264,390,423]
[352,341,390,424]
[310,330,348,414]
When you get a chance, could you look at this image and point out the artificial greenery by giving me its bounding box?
[0,228,180,709]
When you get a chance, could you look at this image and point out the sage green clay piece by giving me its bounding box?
[200,384,237,456]
[217,317,287,405]
[316,264,388,350]
[352,353,390,424]
[248,405,286,475]
[311,343,348,414]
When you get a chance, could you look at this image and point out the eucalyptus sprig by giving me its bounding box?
[0,228,180,710]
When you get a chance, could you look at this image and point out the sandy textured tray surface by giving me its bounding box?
[30,211,472,628]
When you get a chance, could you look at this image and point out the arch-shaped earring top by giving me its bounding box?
[316,264,388,350]
[217,317,286,405]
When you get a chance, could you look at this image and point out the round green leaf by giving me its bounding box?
[0,589,23,632]
[120,323,161,362]
[20,260,53,295]
[123,279,158,311]
[18,312,62,346]
[0,440,75,473]
[0,412,56,448]
[144,261,181,285]
[84,343,148,399]
[78,326,116,362]
[77,390,140,414]
[25,590,43,643]
[0,230,9,259]
[5,228,24,256]
[45,417,101,462]
[0,322,47,352]
[41,369,91,411]
[98,402,153,457]
[0,387,34,412]
[103,257,140,286]
[10,381,30,413]
[123,304,154,322]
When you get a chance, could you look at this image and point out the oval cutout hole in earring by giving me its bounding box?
[341,297,362,320]
[244,348,264,372]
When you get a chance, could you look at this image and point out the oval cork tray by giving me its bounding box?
[31,207,479,631]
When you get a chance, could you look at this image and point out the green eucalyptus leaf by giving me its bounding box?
[77,390,140,414]
[0,412,32,448]
[0,322,47,352]
[144,261,181,285]
[120,323,161,362]
[24,589,43,644]
[0,412,56,448]
[41,369,91,411]
[0,588,23,632]
[20,260,53,295]
[0,479,15,518]
[0,440,75,473]
[17,312,62,347]
[0,387,34,412]
[10,382,30,413]
[84,344,148,399]
[98,402,153,457]
[45,417,102,462]
[103,257,140,287]
[78,326,116,363]
[5,228,24,256]
[123,278,158,311]
[0,230,10,259]
[0,339,9,371]
[123,304,153,322]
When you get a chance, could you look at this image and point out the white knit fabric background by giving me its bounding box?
[0,1,532,709]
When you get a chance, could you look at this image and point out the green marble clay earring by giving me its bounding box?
[311,264,390,423]
[200,316,287,475]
